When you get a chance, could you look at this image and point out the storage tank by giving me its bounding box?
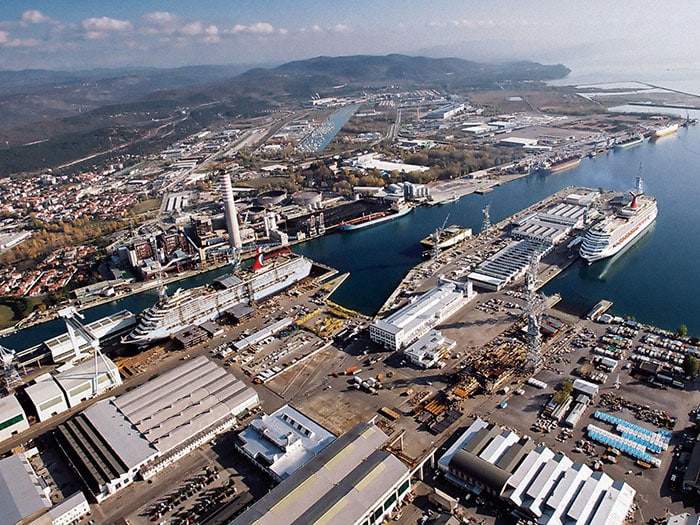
[292,190,322,208]
[257,190,287,208]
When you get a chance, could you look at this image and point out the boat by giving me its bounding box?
[122,250,312,345]
[614,134,644,149]
[339,201,412,231]
[652,123,679,139]
[420,225,472,251]
[543,155,581,173]
[579,179,657,264]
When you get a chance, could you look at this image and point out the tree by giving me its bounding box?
[683,354,699,378]
[676,324,688,338]
[553,380,573,404]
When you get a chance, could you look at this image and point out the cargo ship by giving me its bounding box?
[420,225,472,251]
[614,134,644,149]
[339,201,412,231]
[122,250,312,345]
[543,155,581,173]
[652,123,679,139]
[580,179,657,264]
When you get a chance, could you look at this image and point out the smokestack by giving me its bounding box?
[220,172,242,249]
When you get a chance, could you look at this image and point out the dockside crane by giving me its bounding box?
[431,214,450,259]
[58,307,120,389]
[1,345,22,391]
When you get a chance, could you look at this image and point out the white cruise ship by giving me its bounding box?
[580,190,657,264]
[123,251,312,345]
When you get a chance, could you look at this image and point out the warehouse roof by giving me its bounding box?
[114,356,258,453]
[0,454,51,525]
[83,400,157,469]
[232,423,407,525]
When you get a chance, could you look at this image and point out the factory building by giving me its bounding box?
[47,491,91,525]
[468,240,552,292]
[25,375,70,422]
[370,280,475,351]
[511,203,586,246]
[403,330,455,369]
[45,310,136,363]
[438,418,636,525]
[0,453,52,525]
[232,422,411,525]
[236,404,336,482]
[55,357,258,502]
[55,402,157,502]
[53,357,122,408]
[0,394,29,443]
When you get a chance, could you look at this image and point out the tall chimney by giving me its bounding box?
[220,171,242,249]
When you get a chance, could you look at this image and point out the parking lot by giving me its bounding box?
[484,316,700,522]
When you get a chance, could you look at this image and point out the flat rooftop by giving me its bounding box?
[233,423,408,525]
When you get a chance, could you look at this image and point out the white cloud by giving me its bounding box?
[248,22,275,34]
[82,16,133,39]
[0,30,8,44]
[180,21,203,36]
[202,25,219,43]
[143,11,177,25]
[228,22,276,35]
[333,24,350,33]
[21,9,56,25]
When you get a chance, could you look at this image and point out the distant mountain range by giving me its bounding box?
[0,54,569,176]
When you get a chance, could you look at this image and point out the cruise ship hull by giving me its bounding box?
[122,255,312,345]
[580,202,657,264]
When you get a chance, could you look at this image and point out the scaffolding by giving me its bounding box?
[524,249,544,372]
[482,204,491,232]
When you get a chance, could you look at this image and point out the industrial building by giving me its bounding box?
[0,453,52,525]
[25,374,70,422]
[236,404,336,482]
[44,310,136,363]
[438,418,636,524]
[56,357,259,501]
[53,356,122,408]
[403,330,456,369]
[511,202,586,246]
[468,240,551,292]
[370,280,475,351]
[0,394,29,443]
[232,422,411,525]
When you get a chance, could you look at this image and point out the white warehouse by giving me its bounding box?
[370,280,475,351]
[25,375,70,422]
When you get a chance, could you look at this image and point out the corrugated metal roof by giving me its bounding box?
[0,454,51,525]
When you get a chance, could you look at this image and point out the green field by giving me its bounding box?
[0,305,16,329]
[132,198,161,214]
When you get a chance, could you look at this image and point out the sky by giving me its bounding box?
[0,1,699,82]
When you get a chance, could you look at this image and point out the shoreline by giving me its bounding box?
[1,168,529,337]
